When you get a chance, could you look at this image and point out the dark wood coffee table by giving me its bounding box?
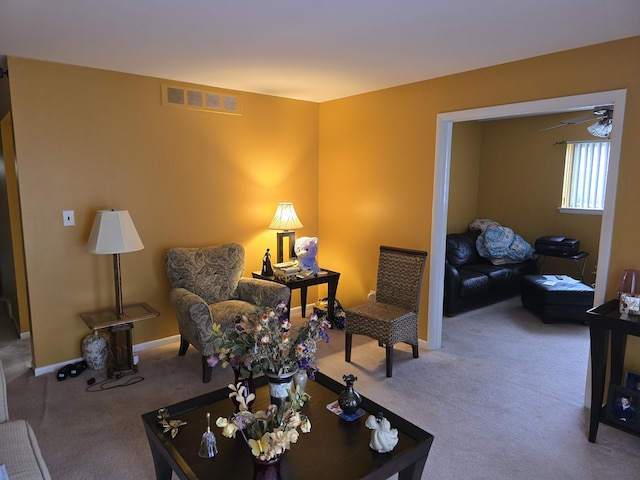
[142,372,434,479]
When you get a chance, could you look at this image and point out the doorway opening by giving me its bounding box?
[427,89,627,351]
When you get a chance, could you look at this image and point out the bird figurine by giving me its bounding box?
[365,412,398,453]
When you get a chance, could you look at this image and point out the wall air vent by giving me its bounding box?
[161,84,242,115]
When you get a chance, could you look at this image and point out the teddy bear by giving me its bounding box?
[294,236,320,275]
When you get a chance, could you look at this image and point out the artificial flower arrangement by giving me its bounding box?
[208,300,331,380]
[216,382,311,461]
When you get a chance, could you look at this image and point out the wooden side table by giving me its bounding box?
[80,302,159,378]
[586,299,640,442]
[252,269,340,323]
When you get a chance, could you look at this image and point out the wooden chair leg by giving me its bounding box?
[202,356,212,383]
[412,344,419,358]
[385,345,393,378]
[345,333,353,362]
[178,336,190,356]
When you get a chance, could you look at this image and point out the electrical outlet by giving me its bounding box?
[62,210,75,226]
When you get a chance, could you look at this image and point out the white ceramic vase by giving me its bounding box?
[82,331,109,370]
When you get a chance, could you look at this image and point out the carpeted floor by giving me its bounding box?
[2,297,640,479]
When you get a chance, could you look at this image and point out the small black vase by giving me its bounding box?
[338,374,362,415]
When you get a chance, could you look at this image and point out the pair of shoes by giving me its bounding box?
[57,364,73,381]
[57,361,87,381]
[70,361,86,377]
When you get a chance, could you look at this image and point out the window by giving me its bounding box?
[561,140,610,213]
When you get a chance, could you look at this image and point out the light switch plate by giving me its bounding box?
[62,210,75,226]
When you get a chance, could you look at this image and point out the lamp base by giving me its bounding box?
[276,231,297,264]
[107,323,136,378]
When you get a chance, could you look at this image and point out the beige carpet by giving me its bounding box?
[2,297,640,479]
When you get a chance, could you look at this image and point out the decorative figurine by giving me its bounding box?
[365,412,398,453]
[157,409,187,439]
[262,248,274,276]
[294,236,320,275]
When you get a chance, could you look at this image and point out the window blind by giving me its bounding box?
[562,141,610,210]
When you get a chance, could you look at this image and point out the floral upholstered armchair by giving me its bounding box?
[165,243,290,383]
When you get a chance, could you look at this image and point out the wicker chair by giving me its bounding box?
[165,244,290,382]
[345,246,428,377]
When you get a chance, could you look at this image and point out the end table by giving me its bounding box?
[586,299,640,442]
[252,269,340,322]
[80,302,159,378]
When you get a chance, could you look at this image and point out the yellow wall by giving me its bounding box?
[0,113,29,333]
[319,36,640,368]
[448,121,482,233]
[8,57,319,367]
[7,36,640,371]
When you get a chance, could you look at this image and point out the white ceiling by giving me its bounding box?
[1,0,639,103]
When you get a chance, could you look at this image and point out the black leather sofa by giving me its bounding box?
[444,231,537,316]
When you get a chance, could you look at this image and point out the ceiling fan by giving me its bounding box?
[539,107,613,137]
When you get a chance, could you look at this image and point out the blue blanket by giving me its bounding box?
[476,225,533,265]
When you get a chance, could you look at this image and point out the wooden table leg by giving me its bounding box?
[398,456,427,480]
[300,286,308,317]
[327,277,339,323]
[145,431,174,480]
[589,326,608,442]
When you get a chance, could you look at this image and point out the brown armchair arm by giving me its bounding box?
[236,278,290,308]
[169,288,216,356]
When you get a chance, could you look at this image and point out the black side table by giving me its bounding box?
[252,269,340,322]
[586,299,640,442]
[535,251,589,282]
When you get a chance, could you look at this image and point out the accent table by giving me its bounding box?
[586,299,640,442]
[80,302,159,378]
[252,269,341,322]
[141,372,434,479]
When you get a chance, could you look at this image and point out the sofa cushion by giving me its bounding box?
[446,232,480,266]
[457,269,490,297]
[0,420,51,480]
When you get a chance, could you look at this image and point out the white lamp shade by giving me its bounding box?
[86,210,144,254]
[268,202,303,231]
[587,119,612,138]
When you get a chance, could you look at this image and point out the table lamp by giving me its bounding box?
[268,202,303,263]
[86,210,144,317]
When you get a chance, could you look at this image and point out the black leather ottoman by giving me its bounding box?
[521,274,594,323]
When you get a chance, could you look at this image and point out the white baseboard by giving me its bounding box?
[33,334,182,377]
[132,334,181,353]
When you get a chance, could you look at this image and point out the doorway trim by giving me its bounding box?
[427,89,627,350]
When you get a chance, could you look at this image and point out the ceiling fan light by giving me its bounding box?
[587,119,612,138]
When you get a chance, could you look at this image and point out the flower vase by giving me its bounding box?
[231,367,256,412]
[266,370,297,409]
[293,370,308,392]
[252,455,282,480]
